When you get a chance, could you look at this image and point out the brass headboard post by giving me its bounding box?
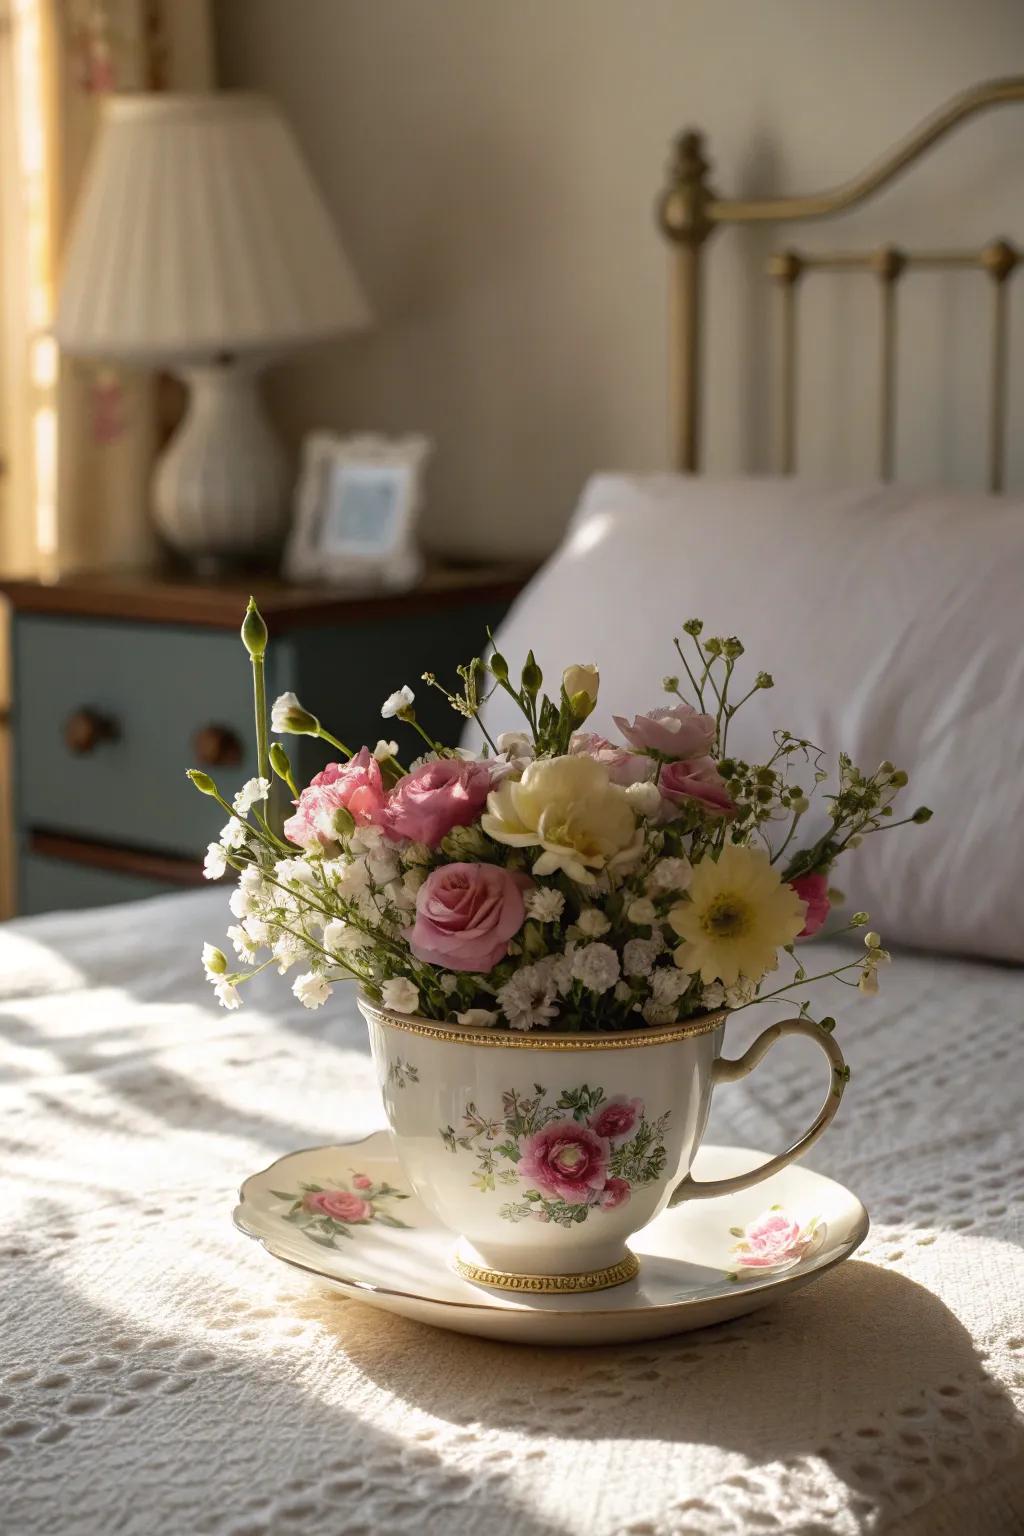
[658,77,1024,483]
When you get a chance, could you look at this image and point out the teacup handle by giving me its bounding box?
[669,1017,848,1206]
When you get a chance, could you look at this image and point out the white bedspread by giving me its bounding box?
[1,890,1022,1536]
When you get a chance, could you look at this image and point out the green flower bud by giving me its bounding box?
[241,597,268,660]
[889,769,909,787]
[722,636,744,659]
[818,1015,837,1034]
[187,769,218,796]
[704,637,723,657]
[912,806,933,824]
[682,618,704,637]
[269,741,294,785]
[850,911,870,926]
[488,651,509,683]
[569,690,596,723]
[756,671,774,689]
[879,760,895,776]
[521,650,543,696]
[662,675,679,693]
[202,943,228,976]
[332,805,356,838]
[864,930,881,948]
[790,796,810,816]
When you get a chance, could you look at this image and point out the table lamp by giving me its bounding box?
[55,93,370,572]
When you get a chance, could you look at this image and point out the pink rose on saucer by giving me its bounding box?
[589,1096,642,1145]
[303,1189,373,1223]
[791,872,830,938]
[518,1121,610,1203]
[383,757,493,846]
[351,1174,373,1190]
[732,1208,818,1270]
[613,704,715,759]
[598,1177,632,1210]
[284,749,387,848]
[659,757,736,818]
[408,862,527,972]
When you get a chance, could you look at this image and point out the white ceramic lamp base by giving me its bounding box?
[153,361,289,573]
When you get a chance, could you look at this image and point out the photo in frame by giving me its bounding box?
[283,432,432,589]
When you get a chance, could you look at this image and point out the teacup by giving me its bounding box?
[357,997,848,1294]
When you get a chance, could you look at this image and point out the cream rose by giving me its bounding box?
[481,754,639,884]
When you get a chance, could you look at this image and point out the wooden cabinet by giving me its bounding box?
[0,567,529,915]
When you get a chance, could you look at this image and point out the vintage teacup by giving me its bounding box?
[358,998,848,1294]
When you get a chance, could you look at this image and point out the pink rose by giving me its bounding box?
[351,1174,373,1190]
[284,749,387,849]
[734,1209,809,1268]
[303,1189,373,1223]
[659,756,736,817]
[791,872,830,938]
[407,862,527,972]
[569,733,654,787]
[517,1120,610,1203]
[613,704,715,759]
[599,1177,632,1210]
[589,1096,642,1145]
[383,757,493,846]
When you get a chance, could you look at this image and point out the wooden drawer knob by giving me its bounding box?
[64,708,119,755]
[192,723,243,769]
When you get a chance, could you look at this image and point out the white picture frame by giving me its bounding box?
[283,432,432,589]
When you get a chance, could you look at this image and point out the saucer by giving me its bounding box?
[234,1135,868,1346]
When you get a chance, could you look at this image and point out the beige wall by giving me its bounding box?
[214,0,1024,559]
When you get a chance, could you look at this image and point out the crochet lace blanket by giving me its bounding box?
[1,891,1022,1535]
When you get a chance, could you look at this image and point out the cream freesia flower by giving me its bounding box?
[667,844,805,986]
[481,754,638,885]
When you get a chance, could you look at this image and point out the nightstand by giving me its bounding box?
[0,566,530,916]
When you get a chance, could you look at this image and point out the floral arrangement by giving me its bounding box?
[192,602,931,1032]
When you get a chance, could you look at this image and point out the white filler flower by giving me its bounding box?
[203,843,227,880]
[381,686,415,720]
[233,777,270,815]
[571,943,621,993]
[292,972,332,1010]
[382,976,420,1014]
[525,888,565,923]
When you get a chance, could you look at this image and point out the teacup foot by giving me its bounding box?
[453,1244,640,1295]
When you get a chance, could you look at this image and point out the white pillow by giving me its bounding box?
[481,475,1024,963]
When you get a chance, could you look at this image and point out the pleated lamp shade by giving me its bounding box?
[56,93,371,362]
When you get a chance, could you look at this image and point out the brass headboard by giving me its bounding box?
[657,76,1024,492]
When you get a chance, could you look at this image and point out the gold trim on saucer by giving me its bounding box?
[358,999,727,1050]
[453,1248,640,1294]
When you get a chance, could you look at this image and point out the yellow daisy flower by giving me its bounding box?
[667,844,806,986]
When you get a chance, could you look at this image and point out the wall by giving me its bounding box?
[214,0,1024,559]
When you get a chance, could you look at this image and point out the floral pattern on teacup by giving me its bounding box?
[269,1173,412,1250]
[727,1205,826,1280]
[439,1084,669,1228]
[386,1056,420,1090]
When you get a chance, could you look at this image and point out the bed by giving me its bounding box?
[2,79,1023,1536]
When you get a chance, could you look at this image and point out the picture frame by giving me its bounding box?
[283,432,432,589]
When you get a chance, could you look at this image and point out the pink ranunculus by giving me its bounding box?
[517,1120,610,1203]
[284,748,387,849]
[303,1189,373,1223]
[734,1209,809,1268]
[589,1096,642,1145]
[612,704,715,759]
[407,862,527,972]
[382,757,493,846]
[351,1174,373,1190]
[791,872,830,938]
[569,732,655,787]
[659,756,736,817]
[599,1177,632,1210]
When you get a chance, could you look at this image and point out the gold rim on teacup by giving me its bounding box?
[358,996,729,1049]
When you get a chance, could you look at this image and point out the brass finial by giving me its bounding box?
[767,249,804,285]
[981,238,1018,282]
[657,128,714,245]
[870,245,907,282]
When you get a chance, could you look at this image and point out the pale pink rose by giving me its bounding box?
[383,757,493,846]
[791,873,830,938]
[659,756,736,817]
[734,1209,809,1268]
[569,733,654,787]
[589,1096,642,1145]
[613,704,715,759]
[599,1177,632,1210]
[284,749,387,848]
[303,1189,373,1223]
[351,1174,373,1190]
[518,1120,610,1203]
[407,862,527,972]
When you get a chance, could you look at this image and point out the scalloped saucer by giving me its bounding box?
[234,1135,868,1345]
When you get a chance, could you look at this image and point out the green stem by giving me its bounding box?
[316,726,354,759]
[252,656,270,785]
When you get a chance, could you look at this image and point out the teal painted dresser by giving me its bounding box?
[0,567,528,915]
